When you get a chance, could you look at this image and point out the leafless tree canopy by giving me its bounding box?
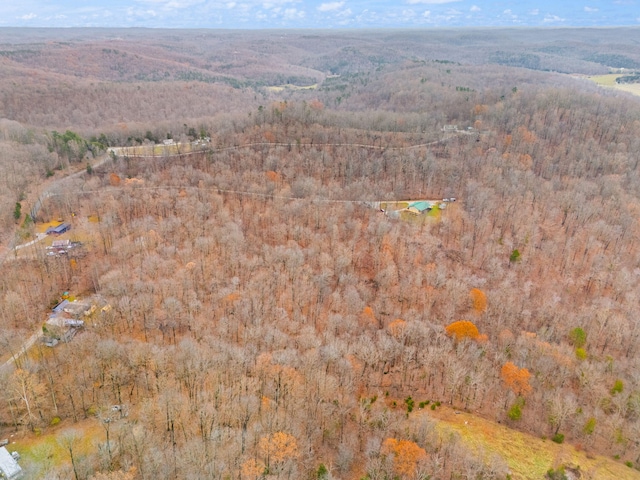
[2,27,640,479]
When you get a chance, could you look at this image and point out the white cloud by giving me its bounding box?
[135,0,204,8]
[226,2,236,8]
[470,5,480,12]
[19,13,37,20]
[423,10,431,17]
[283,7,304,19]
[318,1,344,12]
[529,9,539,15]
[543,14,565,23]
[401,9,416,19]
[406,0,460,4]
[262,0,299,10]
[584,6,598,12]
[126,7,158,18]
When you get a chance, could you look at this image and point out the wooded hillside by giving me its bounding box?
[2,27,640,480]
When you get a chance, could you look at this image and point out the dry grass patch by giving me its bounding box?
[36,220,65,234]
[587,74,640,97]
[380,201,409,211]
[425,406,640,480]
[266,84,317,92]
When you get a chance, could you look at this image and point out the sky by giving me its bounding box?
[1,0,639,29]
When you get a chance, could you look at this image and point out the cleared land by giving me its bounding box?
[428,406,640,480]
[587,74,640,97]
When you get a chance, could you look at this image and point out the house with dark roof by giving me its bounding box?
[46,223,71,235]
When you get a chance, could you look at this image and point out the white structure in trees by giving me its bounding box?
[0,447,23,479]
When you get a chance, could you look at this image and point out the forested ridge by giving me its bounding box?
[2,28,640,479]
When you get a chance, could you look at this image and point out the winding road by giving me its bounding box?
[1,134,465,376]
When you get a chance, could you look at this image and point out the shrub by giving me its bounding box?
[611,379,624,395]
[405,396,414,413]
[575,348,587,360]
[508,403,522,421]
[50,416,61,426]
[552,433,565,444]
[569,327,587,348]
[509,249,521,263]
[508,397,525,421]
[546,467,567,480]
[317,464,329,479]
[583,417,596,436]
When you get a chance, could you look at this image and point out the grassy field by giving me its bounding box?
[426,405,640,479]
[587,74,640,97]
[265,83,318,92]
[7,418,105,478]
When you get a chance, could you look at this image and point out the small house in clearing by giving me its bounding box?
[407,201,433,215]
[46,223,71,235]
[0,446,23,480]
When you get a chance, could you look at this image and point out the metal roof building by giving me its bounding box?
[407,201,433,215]
[0,446,23,480]
[46,223,71,235]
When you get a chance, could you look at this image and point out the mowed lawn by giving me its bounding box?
[425,405,640,480]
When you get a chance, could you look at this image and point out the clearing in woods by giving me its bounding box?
[7,418,106,478]
[587,74,640,97]
[427,405,640,479]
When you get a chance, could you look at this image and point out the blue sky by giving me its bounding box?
[1,0,639,29]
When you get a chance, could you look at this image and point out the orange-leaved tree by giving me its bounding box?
[109,172,121,186]
[361,306,377,327]
[258,431,299,469]
[241,459,264,480]
[445,320,480,341]
[388,318,407,338]
[500,362,532,396]
[469,288,487,313]
[382,438,427,478]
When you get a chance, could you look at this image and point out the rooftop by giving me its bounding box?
[0,446,22,480]
[408,201,432,212]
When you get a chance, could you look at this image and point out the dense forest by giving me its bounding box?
[2,27,640,479]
